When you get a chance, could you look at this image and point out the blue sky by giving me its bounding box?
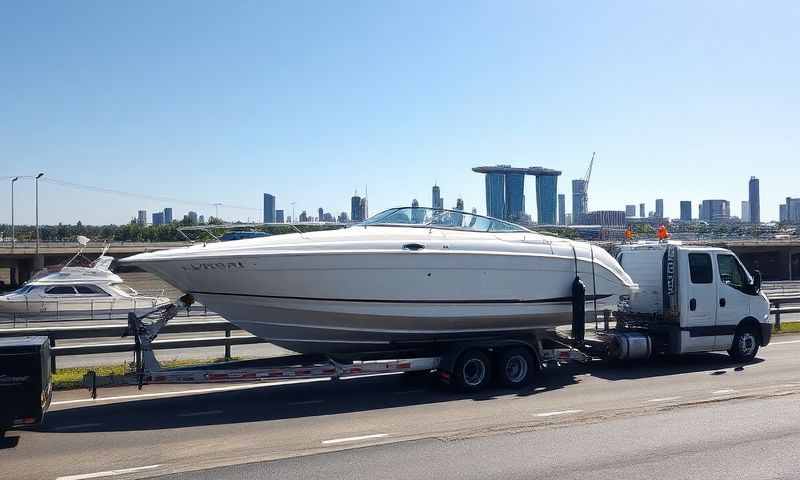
[1,1,798,225]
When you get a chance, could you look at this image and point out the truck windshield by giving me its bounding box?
[717,254,751,292]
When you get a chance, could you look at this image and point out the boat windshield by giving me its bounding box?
[10,285,34,295]
[361,207,529,232]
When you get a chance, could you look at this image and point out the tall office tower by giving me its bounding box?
[432,185,443,209]
[571,179,588,224]
[163,208,173,224]
[455,198,464,211]
[152,212,164,225]
[275,209,284,223]
[535,175,557,224]
[741,201,750,223]
[473,166,561,222]
[263,193,276,223]
[558,194,566,225]
[699,200,731,223]
[318,207,324,222]
[625,205,636,217]
[639,203,645,218]
[199,215,205,224]
[484,173,505,218]
[780,204,787,223]
[360,197,367,221]
[680,201,692,221]
[785,197,800,223]
[187,211,198,224]
[299,211,308,222]
[655,198,664,218]
[748,177,760,224]
[351,192,363,222]
[137,210,147,225]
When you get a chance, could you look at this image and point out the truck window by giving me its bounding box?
[45,286,77,295]
[717,254,748,292]
[688,253,713,284]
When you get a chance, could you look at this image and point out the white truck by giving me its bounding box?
[81,241,773,397]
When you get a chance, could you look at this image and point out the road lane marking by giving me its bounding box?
[177,409,223,417]
[56,464,161,480]
[712,389,736,395]
[771,339,800,345]
[52,378,329,406]
[647,396,682,403]
[53,423,103,431]
[535,409,583,417]
[322,433,389,445]
[287,399,324,406]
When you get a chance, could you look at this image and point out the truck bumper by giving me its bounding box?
[760,323,772,347]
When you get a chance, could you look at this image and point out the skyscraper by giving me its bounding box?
[785,197,800,223]
[639,203,645,218]
[275,210,284,223]
[535,175,557,224]
[360,197,367,220]
[199,215,205,224]
[137,210,147,225]
[505,173,525,221]
[571,179,588,224]
[625,205,636,217]
[680,201,692,221]
[318,207,324,222]
[187,211,198,224]
[351,193,363,222]
[455,198,464,211]
[558,194,566,225]
[484,173,505,218]
[163,208,173,224]
[749,177,760,224]
[263,193,276,223]
[432,185,443,209]
[152,212,164,225]
[700,200,730,223]
[655,199,664,218]
[741,201,750,223]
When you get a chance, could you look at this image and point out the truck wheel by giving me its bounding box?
[453,349,492,392]
[729,325,760,362]
[496,347,535,388]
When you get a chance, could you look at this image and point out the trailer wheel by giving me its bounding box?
[496,347,535,388]
[729,325,760,362]
[453,349,492,392]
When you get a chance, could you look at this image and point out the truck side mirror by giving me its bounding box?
[752,270,762,293]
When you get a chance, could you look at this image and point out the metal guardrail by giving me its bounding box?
[1,296,799,371]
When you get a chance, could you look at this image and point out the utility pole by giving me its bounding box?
[35,173,44,262]
[291,202,296,224]
[10,177,18,250]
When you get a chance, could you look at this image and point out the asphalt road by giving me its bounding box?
[2,334,799,480]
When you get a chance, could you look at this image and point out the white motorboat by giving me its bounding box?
[120,207,638,354]
[0,239,171,319]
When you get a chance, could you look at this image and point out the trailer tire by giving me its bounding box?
[728,324,760,362]
[453,349,492,392]
[496,347,535,388]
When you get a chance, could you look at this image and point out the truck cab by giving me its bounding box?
[617,242,771,360]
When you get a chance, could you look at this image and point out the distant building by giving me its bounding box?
[572,179,588,224]
[699,200,730,223]
[535,176,558,224]
[323,212,334,222]
[780,204,788,223]
[188,211,198,225]
[338,212,348,223]
[411,199,425,223]
[639,203,645,218]
[625,205,636,217]
[275,209,284,223]
[318,208,324,222]
[432,185,443,210]
[582,210,626,227]
[360,197,367,220]
[152,212,164,225]
[749,177,760,224]
[455,198,464,211]
[351,193,364,222]
[163,208,173,224]
[741,201,750,223]
[263,194,276,223]
[565,213,573,225]
[679,201,692,221]
[655,199,664,219]
[199,215,205,224]
[783,197,800,223]
[473,165,561,223]
[299,210,308,222]
[137,210,147,225]
[558,194,566,225]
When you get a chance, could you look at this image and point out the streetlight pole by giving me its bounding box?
[291,202,296,224]
[35,173,44,261]
[10,177,18,250]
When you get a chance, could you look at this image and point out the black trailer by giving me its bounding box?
[0,336,52,435]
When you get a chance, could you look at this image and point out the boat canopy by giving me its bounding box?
[360,207,530,233]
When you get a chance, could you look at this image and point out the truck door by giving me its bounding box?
[714,253,752,349]
[681,252,717,351]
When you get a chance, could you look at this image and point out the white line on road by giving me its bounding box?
[52,378,329,406]
[52,423,103,431]
[712,389,736,395]
[535,409,583,417]
[771,339,800,345]
[647,396,682,403]
[56,464,161,480]
[177,409,223,417]
[287,399,324,406]
[322,433,389,445]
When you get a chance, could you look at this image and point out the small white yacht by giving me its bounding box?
[0,238,171,319]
